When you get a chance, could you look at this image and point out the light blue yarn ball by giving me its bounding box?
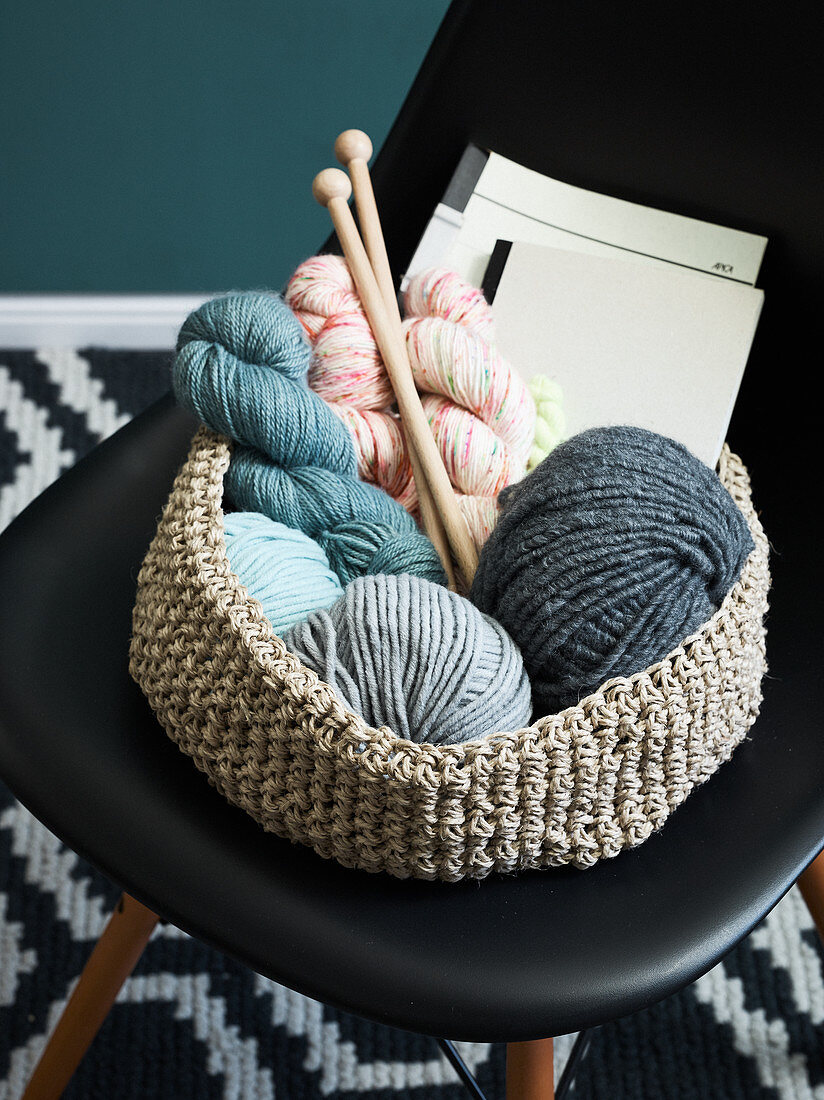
[173,292,446,588]
[283,573,533,746]
[223,512,343,636]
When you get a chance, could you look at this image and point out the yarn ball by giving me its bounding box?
[172,292,446,587]
[223,512,343,635]
[285,257,561,548]
[283,573,533,746]
[470,425,756,715]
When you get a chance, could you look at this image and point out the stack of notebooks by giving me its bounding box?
[404,146,767,468]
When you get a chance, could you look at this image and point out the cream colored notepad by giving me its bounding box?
[490,241,764,467]
[404,146,768,289]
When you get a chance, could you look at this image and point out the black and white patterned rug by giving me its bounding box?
[2,347,824,1100]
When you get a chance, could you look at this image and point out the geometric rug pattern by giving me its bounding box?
[2,346,824,1099]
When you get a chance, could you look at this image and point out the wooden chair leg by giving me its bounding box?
[22,892,159,1100]
[798,849,824,947]
[506,1038,555,1100]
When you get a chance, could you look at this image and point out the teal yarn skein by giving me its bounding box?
[173,292,445,587]
[283,573,533,746]
[223,512,343,636]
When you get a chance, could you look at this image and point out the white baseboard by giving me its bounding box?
[0,294,213,348]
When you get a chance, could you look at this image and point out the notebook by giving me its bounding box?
[404,146,767,466]
[404,145,767,289]
[485,240,763,467]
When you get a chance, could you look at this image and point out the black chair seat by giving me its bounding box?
[1,393,823,1043]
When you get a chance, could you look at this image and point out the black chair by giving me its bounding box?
[2,2,823,1097]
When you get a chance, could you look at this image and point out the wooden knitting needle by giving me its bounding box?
[334,130,396,319]
[334,129,457,591]
[313,168,479,584]
[405,410,458,588]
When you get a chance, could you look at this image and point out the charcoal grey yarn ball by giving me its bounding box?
[470,425,755,715]
[283,572,532,745]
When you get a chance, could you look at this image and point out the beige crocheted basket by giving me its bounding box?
[129,426,770,882]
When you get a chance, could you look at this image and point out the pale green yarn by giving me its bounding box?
[527,375,565,470]
[223,512,343,636]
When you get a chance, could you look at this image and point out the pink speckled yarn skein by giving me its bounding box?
[285,255,537,548]
[286,255,416,510]
[403,268,536,545]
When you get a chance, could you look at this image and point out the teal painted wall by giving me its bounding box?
[0,1,450,292]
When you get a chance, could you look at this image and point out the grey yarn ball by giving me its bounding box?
[470,425,755,715]
[282,573,532,745]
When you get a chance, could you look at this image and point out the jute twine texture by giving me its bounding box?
[129,428,770,882]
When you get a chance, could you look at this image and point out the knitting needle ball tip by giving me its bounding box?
[312,168,352,207]
[334,129,373,165]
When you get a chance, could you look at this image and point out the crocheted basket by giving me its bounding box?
[129,427,770,882]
